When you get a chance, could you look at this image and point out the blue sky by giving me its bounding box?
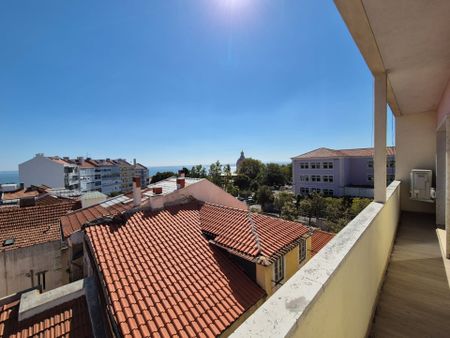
[0,0,394,170]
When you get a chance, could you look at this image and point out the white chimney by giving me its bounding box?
[133,176,141,206]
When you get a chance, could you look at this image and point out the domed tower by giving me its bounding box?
[236,151,245,171]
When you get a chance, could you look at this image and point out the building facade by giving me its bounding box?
[292,147,395,197]
[19,154,148,195]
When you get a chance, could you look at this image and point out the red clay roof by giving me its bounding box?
[85,201,266,338]
[293,146,395,159]
[0,203,74,251]
[60,194,143,237]
[200,203,310,262]
[310,229,334,256]
[0,295,93,337]
[1,189,39,201]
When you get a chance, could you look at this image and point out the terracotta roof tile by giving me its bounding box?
[200,203,309,261]
[0,203,74,251]
[293,146,395,159]
[0,295,93,337]
[85,201,266,338]
[310,229,334,256]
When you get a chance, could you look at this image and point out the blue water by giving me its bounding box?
[0,171,20,184]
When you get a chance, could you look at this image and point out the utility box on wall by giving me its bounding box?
[410,169,434,202]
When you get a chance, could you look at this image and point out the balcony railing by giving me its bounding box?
[231,181,401,338]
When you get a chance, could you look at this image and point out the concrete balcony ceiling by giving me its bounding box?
[334,0,450,116]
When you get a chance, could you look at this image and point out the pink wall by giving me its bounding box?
[437,80,450,129]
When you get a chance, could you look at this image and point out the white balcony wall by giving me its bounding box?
[231,181,400,338]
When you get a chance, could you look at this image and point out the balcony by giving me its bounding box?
[231,181,450,337]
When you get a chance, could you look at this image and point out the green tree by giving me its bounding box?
[181,167,190,176]
[256,185,274,212]
[349,198,371,218]
[281,163,292,184]
[189,165,207,178]
[234,174,251,191]
[238,158,264,181]
[151,171,175,183]
[208,160,223,186]
[281,200,299,221]
[299,198,314,225]
[263,163,286,187]
[274,191,295,212]
[310,192,327,219]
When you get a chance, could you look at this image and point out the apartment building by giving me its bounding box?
[19,153,79,190]
[133,159,149,187]
[233,2,450,337]
[19,154,149,195]
[292,147,395,197]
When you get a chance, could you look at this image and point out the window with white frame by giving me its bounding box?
[323,175,334,183]
[311,162,321,169]
[322,161,333,169]
[368,160,373,168]
[310,188,321,193]
[300,175,309,182]
[299,239,306,262]
[323,189,334,197]
[300,162,309,169]
[273,256,285,283]
[300,187,309,195]
[311,175,321,182]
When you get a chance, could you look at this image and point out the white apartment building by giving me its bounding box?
[19,154,148,195]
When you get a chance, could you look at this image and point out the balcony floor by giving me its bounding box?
[371,212,450,337]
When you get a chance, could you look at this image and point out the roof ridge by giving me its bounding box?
[246,211,262,256]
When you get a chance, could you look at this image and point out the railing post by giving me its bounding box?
[374,73,387,203]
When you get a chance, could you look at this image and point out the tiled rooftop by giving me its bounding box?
[293,146,396,159]
[0,203,74,251]
[310,229,334,256]
[200,203,310,263]
[0,294,93,337]
[85,201,266,337]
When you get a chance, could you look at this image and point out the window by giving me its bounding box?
[368,160,373,168]
[311,162,321,169]
[299,239,306,262]
[323,175,334,183]
[310,188,321,193]
[388,159,395,168]
[311,175,321,182]
[300,187,309,195]
[300,175,309,182]
[322,161,333,169]
[387,174,395,183]
[273,257,284,283]
[323,189,334,197]
[300,162,309,169]
[368,175,374,182]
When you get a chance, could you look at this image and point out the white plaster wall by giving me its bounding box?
[231,181,401,338]
[0,241,69,298]
[19,156,65,188]
[396,111,436,213]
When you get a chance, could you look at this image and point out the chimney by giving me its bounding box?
[133,158,137,166]
[178,170,185,178]
[153,186,163,195]
[133,177,141,206]
[176,177,185,189]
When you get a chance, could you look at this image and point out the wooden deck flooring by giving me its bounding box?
[370,212,450,338]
